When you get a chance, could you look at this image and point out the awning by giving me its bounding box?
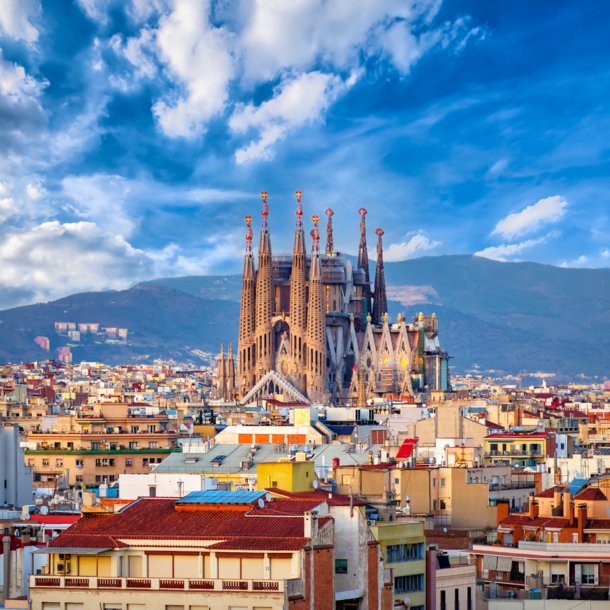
[483,555,498,570]
[32,547,112,555]
[497,556,513,572]
[497,527,514,533]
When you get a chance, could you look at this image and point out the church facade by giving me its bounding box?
[216,191,451,405]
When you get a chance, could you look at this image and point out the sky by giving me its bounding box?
[1,0,610,309]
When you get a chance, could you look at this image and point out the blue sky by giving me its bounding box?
[0,0,609,309]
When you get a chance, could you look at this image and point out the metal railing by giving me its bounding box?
[31,575,300,594]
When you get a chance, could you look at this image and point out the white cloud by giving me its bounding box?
[492,195,568,239]
[475,237,545,262]
[0,198,18,221]
[26,183,43,200]
[558,255,589,268]
[230,70,356,163]
[602,249,610,258]
[110,29,157,82]
[0,0,39,42]
[0,49,42,97]
[384,233,442,262]
[61,174,139,237]
[152,0,235,137]
[75,0,112,24]
[0,221,152,308]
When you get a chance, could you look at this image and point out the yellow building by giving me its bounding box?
[370,520,426,609]
[257,460,315,492]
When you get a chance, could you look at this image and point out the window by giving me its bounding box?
[395,574,424,593]
[95,475,101,483]
[125,458,133,467]
[91,442,100,450]
[55,459,63,467]
[579,564,597,585]
[109,459,115,466]
[440,478,446,487]
[149,486,157,497]
[467,587,472,610]
[76,459,84,467]
[148,425,156,433]
[102,459,109,467]
[149,442,158,449]
[433,500,437,510]
[433,478,436,488]
[95,459,101,466]
[129,442,137,450]
[440,592,446,610]
[143,458,148,466]
[109,475,115,482]
[335,559,348,574]
[75,475,84,483]
[440,500,447,510]
[42,460,49,466]
[551,574,565,584]
[131,426,139,433]
[455,588,459,610]
[394,478,400,485]
[341,475,350,485]
[386,543,424,563]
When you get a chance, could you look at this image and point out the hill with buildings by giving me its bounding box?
[141,255,610,379]
[0,283,239,365]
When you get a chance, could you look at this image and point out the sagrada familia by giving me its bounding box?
[217,191,451,405]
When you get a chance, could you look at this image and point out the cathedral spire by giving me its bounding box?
[217,343,226,400]
[290,191,307,391]
[357,358,367,409]
[325,208,334,255]
[372,228,388,325]
[357,207,372,317]
[306,214,326,401]
[237,215,256,398]
[254,191,275,380]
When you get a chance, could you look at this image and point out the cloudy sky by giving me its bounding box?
[1,0,610,309]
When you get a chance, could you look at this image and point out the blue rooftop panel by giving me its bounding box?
[176,490,267,505]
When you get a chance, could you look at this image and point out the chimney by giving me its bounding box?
[563,490,572,521]
[554,487,562,511]
[577,504,587,543]
[497,499,510,525]
[304,511,318,539]
[426,546,438,610]
[529,499,539,520]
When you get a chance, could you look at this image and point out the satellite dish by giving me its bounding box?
[406,496,411,503]
[258,498,265,508]
[40,506,49,515]
[313,481,319,489]
[265,493,271,502]
[24,513,31,521]
[443,527,448,533]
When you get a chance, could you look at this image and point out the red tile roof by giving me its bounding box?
[536,486,564,498]
[266,488,366,507]
[574,487,607,501]
[49,498,330,550]
[584,519,610,530]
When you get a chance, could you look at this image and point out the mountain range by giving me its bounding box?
[1,255,609,380]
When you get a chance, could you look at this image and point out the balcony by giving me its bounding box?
[30,575,303,596]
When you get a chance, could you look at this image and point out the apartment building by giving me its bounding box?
[483,430,556,468]
[29,490,395,610]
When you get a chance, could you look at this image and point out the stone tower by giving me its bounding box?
[237,215,256,397]
[357,207,371,318]
[217,343,226,400]
[372,228,388,325]
[226,342,235,401]
[289,191,307,392]
[325,208,334,255]
[306,215,327,401]
[254,191,275,381]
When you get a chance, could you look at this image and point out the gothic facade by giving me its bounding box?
[216,192,451,404]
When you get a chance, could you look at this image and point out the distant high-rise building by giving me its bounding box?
[221,191,451,405]
[34,336,50,351]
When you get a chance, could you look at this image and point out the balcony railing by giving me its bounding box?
[31,575,302,595]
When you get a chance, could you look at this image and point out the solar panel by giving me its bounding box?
[176,490,267,505]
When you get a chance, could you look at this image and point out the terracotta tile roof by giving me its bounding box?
[49,534,128,548]
[536,486,564,498]
[49,498,329,550]
[266,488,366,507]
[584,519,610,530]
[574,487,607,501]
